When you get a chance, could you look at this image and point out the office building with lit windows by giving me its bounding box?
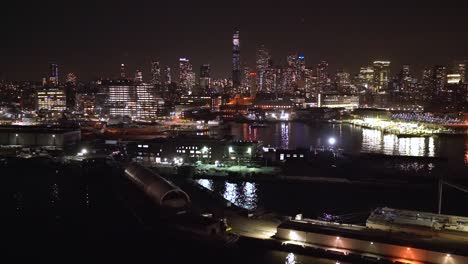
[49,63,59,86]
[199,64,211,93]
[373,61,391,93]
[256,45,271,92]
[151,60,162,87]
[36,87,66,112]
[105,80,166,120]
[179,58,195,95]
[358,67,374,90]
[232,28,241,89]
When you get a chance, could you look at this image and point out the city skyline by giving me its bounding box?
[1,3,468,81]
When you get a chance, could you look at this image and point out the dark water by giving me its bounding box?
[200,122,468,218]
[1,157,343,263]
[197,178,468,219]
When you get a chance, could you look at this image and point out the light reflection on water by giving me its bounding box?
[196,179,214,191]
[285,253,296,264]
[196,179,259,210]
[280,123,290,150]
[361,128,435,157]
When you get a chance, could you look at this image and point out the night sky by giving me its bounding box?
[1,2,467,82]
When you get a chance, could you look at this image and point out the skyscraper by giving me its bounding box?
[422,67,433,99]
[151,61,161,87]
[453,61,466,83]
[373,61,391,93]
[358,67,374,90]
[49,63,59,85]
[106,81,165,120]
[199,64,211,93]
[134,70,143,83]
[433,65,446,94]
[256,45,271,92]
[335,69,351,93]
[179,58,195,95]
[164,66,172,85]
[232,28,241,89]
[66,73,77,85]
[316,61,329,91]
[401,64,410,79]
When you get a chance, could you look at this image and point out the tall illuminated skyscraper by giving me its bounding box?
[256,45,271,92]
[151,61,161,86]
[199,64,211,92]
[164,66,172,85]
[66,73,77,85]
[179,58,195,95]
[453,61,466,83]
[232,28,241,89]
[134,70,143,83]
[434,65,446,93]
[358,67,374,90]
[316,61,329,91]
[49,63,59,85]
[373,61,391,93]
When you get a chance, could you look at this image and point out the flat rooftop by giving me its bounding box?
[0,125,80,133]
[367,207,468,233]
[277,218,468,256]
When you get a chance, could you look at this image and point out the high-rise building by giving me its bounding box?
[373,61,391,93]
[120,63,126,78]
[66,73,77,85]
[422,67,433,99]
[358,67,374,90]
[37,87,66,111]
[335,69,351,93]
[134,70,143,83]
[106,80,165,120]
[49,63,59,86]
[151,61,161,86]
[164,66,172,85]
[453,61,466,83]
[434,65,446,94]
[256,45,271,92]
[282,66,296,94]
[232,28,241,89]
[242,67,257,96]
[316,61,329,91]
[402,64,410,79]
[179,58,195,95]
[199,64,211,92]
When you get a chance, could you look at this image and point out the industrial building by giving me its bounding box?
[0,125,81,149]
[275,207,468,264]
[127,135,258,165]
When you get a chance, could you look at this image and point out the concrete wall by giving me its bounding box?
[0,130,80,148]
[276,227,468,264]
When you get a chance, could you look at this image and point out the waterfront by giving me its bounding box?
[226,122,468,169]
[192,122,468,219]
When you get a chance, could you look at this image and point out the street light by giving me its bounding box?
[328,137,336,145]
